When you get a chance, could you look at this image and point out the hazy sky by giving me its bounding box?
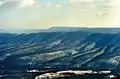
[0,0,120,29]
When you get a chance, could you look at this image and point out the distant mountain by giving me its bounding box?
[49,27,120,33]
[0,29,27,34]
[0,28,48,34]
[1,27,120,34]
[0,28,120,73]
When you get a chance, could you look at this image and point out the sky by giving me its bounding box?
[0,0,120,29]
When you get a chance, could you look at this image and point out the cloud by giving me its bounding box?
[0,0,20,9]
[0,0,5,6]
[42,2,63,9]
[0,0,36,8]
[45,2,53,8]
[69,0,94,3]
[19,0,36,7]
[55,4,62,8]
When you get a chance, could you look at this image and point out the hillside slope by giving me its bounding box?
[0,31,120,72]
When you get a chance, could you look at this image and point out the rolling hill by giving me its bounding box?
[0,29,120,73]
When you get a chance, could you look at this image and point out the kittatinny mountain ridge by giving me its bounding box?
[1,27,120,33]
[0,27,120,73]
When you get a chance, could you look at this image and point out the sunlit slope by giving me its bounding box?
[0,31,120,71]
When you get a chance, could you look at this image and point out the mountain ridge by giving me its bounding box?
[1,27,120,34]
[0,30,120,73]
